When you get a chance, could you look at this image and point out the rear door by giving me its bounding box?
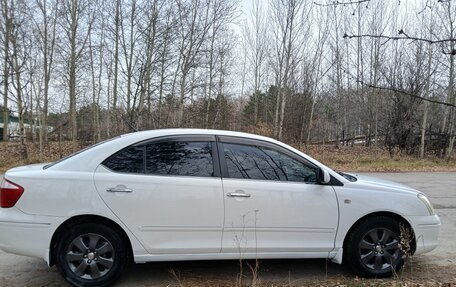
[94,135,224,254]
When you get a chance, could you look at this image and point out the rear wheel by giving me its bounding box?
[345,216,405,277]
[55,223,128,287]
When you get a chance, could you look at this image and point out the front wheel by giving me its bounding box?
[345,216,405,277]
[55,223,128,287]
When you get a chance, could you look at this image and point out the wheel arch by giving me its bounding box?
[49,214,133,267]
[342,211,416,255]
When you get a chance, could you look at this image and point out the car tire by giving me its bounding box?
[345,216,405,278]
[55,223,128,287]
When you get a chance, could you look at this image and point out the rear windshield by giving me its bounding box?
[43,137,120,169]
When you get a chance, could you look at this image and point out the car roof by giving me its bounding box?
[119,128,276,142]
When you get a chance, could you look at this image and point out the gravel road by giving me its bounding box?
[0,172,455,286]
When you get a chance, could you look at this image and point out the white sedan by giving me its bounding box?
[0,129,440,286]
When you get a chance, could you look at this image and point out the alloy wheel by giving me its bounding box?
[358,227,402,272]
[66,233,115,280]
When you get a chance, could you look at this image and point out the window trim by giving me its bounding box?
[101,135,220,178]
[216,135,342,185]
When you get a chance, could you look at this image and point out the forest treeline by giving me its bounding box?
[0,0,455,159]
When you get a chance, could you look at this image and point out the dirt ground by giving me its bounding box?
[0,172,455,286]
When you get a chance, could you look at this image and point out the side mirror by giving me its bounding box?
[317,168,331,184]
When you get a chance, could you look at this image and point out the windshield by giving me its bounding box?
[43,136,120,169]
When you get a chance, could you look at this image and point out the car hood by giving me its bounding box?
[345,173,420,195]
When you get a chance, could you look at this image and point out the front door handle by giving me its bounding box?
[227,192,251,198]
[106,185,133,193]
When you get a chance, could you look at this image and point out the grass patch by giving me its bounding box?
[0,141,83,173]
[303,145,456,172]
[161,272,456,287]
[162,279,453,286]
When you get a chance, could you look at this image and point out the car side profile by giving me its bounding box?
[0,129,440,286]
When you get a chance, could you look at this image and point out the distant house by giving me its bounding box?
[0,114,53,141]
[0,114,19,141]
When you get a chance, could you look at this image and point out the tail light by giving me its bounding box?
[0,179,24,208]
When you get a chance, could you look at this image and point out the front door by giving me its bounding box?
[219,139,339,255]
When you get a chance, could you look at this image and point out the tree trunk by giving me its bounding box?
[112,0,120,132]
[157,23,169,128]
[420,40,433,159]
[2,0,10,142]
[39,0,57,145]
[69,0,78,148]
[445,33,455,159]
[11,19,27,159]
[446,54,455,160]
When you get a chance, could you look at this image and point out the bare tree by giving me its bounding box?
[8,0,27,158]
[1,0,11,142]
[112,0,120,133]
[245,0,268,126]
[156,4,173,128]
[437,0,456,159]
[420,9,435,158]
[270,0,304,140]
[60,0,94,147]
[25,0,59,151]
[175,0,212,127]
[301,5,330,148]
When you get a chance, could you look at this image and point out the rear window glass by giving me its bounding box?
[145,141,213,177]
[102,146,145,173]
[102,140,214,177]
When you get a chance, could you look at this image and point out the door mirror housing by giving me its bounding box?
[317,169,331,184]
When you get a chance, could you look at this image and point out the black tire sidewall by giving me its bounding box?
[345,216,404,278]
[55,223,127,287]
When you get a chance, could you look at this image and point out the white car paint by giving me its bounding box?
[221,178,338,254]
[0,129,440,268]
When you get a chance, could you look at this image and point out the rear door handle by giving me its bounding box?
[106,185,133,193]
[227,192,251,198]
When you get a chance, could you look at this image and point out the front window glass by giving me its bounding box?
[224,143,317,183]
[145,141,213,177]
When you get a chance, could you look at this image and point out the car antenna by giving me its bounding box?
[120,114,138,132]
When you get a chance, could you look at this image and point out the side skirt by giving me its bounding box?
[134,251,340,263]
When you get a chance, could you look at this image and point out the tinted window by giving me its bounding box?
[223,143,317,183]
[145,142,213,177]
[103,146,144,173]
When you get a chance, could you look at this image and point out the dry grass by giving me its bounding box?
[161,259,456,287]
[0,141,455,173]
[0,141,87,173]
[303,145,456,173]
[161,278,456,287]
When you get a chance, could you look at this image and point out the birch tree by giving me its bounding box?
[60,0,94,147]
[0,0,11,141]
[270,0,304,140]
[245,0,268,126]
[175,0,212,127]
[8,0,27,158]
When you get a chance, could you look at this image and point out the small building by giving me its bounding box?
[0,114,52,141]
[0,114,19,141]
